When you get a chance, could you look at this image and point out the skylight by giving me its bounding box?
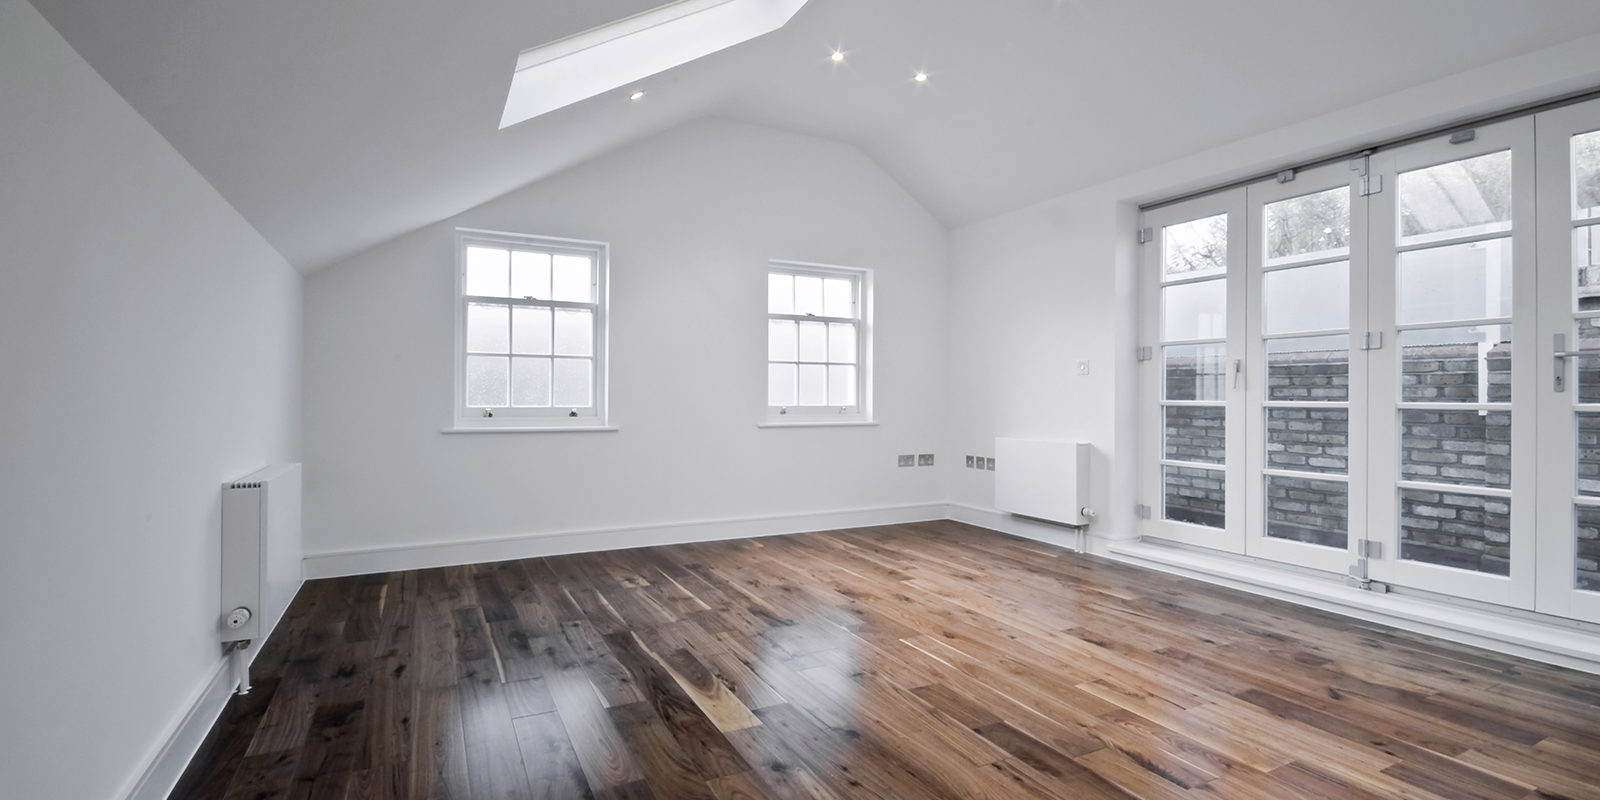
[499,0,809,129]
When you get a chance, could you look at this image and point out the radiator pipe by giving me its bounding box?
[225,640,252,695]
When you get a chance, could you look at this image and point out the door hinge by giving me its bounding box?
[1350,152,1381,195]
[1449,129,1476,145]
[1358,539,1382,559]
[1361,331,1384,351]
[1136,345,1153,362]
[1137,227,1153,244]
[1136,504,1152,520]
[1275,169,1296,184]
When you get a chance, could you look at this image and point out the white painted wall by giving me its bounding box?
[304,119,948,560]
[945,32,1600,552]
[0,2,302,797]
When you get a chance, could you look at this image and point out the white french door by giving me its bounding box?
[1242,163,1368,574]
[1364,117,1538,608]
[1139,191,1247,552]
[1535,98,1600,624]
[1140,98,1600,622]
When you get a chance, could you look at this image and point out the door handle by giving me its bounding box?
[1555,333,1587,393]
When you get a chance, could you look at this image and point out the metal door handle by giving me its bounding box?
[1556,333,1589,393]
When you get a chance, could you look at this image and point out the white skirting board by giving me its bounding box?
[303,502,948,578]
[119,642,274,800]
[946,502,1088,554]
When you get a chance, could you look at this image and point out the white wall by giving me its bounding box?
[0,2,302,797]
[304,119,948,562]
[945,32,1600,551]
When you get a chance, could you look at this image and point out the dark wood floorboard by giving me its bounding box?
[172,521,1600,799]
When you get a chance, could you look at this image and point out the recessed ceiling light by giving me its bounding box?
[499,0,810,128]
[630,90,645,101]
[914,71,928,83]
[830,50,844,62]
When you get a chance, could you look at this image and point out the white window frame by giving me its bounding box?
[451,228,609,431]
[765,260,872,423]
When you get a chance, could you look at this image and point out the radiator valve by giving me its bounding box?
[224,606,252,630]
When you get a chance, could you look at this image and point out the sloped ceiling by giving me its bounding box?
[31,0,1600,272]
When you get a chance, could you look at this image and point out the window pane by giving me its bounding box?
[1399,409,1511,489]
[1262,261,1348,334]
[828,323,857,364]
[1162,213,1227,279]
[511,251,551,300]
[828,365,856,406]
[1266,335,1349,402]
[1575,129,1600,220]
[466,303,510,353]
[823,278,854,318]
[1576,226,1600,312]
[552,255,592,303]
[511,357,551,407]
[552,358,592,407]
[1161,278,1226,341]
[1399,488,1510,576]
[1578,505,1600,591]
[794,275,823,316]
[1581,317,1600,403]
[768,363,796,406]
[1398,325,1511,403]
[554,309,592,356]
[1164,344,1226,401]
[1164,406,1224,465]
[465,246,510,297]
[1266,407,1348,474]
[1579,413,1600,498]
[512,306,551,355]
[465,355,508,407]
[1396,238,1512,325]
[797,364,826,405]
[1264,186,1350,263]
[1163,465,1225,529]
[1265,475,1348,549]
[1398,149,1512,241]
[797,321,827,362]
[768,320,797,361]
[768,274,794,314]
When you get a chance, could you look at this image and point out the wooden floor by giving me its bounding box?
[173,521,1600,800]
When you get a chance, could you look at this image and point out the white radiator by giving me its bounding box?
[220,464,302,658]
[994,439,1093,526]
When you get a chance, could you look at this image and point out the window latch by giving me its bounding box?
[568,409,579,417]
[482,409,494,418]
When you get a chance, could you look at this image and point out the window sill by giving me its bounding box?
[757,420,879,429]
[441,425,619,434]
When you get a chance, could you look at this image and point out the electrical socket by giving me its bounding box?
[985,457,995,471]
[897,454,915,467]
[965,455,975,468]
[918,454,935,466]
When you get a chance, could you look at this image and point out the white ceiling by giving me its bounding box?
[31,0,1600,272]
